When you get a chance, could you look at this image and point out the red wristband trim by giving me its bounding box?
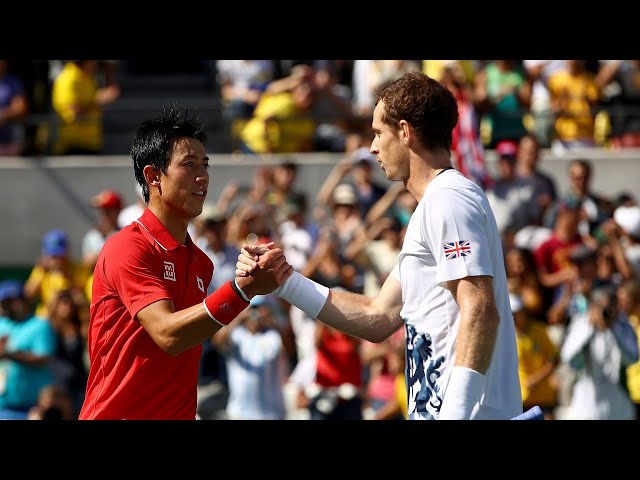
[203,280,250,326]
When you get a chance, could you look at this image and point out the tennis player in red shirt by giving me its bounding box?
[78,105,292,420]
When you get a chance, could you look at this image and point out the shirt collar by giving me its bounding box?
[135,208,192,251]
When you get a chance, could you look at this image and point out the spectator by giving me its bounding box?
[596,60,640,149]
[27,384,75,420]
[344,215,404,298]
[523,60,568,147]
[307,322,363,420]
[474,60,531,148]
[606,204,640,279]
[361,327,405,420]
[27,385,77,420]
[193,204,239,389]
[212,294,288,420]
[215,60,276,149]
[560,286,638,420]
[351,60,376,118]
[82,189,123,272]
[237,65,317,154]
[0,59,29,156]
[46,289,88,417]
[283,350,316,420]
[515,134,558,224]
[117,183,145,229]
[323,183,366,255]
[510,293,560,420]
[277,198,316,273]
[619,279,640,419]
[287,227,362,369]
[50,60,120,155]
[372,341,408,420]
[422,60,477,85]
[546,158,612,243]
[0,280,57,420]
[318,148,388,220]
[439,60,491,189]
[265,159,308,222]
[24,229,90,319]
[547,60,601,153]
[216,60,275,121]
[310,60,359,153]
[363,182,418,229]
[534,201,584,296]
[485,141,540,235]
[505,246,545,317]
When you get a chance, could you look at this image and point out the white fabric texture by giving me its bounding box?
[398,169,522,420]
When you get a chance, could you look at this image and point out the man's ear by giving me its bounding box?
[399,120,411,144]
[143,165,160,186]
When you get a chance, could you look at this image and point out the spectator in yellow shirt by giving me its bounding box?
[50,60,120,155]
[511,293,560,420]
[24,229,89,319]
[238,65,316,154]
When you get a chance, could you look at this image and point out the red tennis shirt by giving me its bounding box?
[79,208,213,420]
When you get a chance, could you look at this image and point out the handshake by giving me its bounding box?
[234,240,330,321]
[234,241,293,298]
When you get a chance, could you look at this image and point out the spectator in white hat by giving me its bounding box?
[601,205,640,281]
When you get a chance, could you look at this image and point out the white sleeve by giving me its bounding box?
[424,188,494,287]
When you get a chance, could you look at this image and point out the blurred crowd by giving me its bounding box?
[1,59,640,158]
[1,59,640,421]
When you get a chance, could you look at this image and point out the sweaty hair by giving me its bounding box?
[374,71,459,153]
[131,104,207,203]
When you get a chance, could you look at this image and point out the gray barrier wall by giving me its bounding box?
[1,148,640,268]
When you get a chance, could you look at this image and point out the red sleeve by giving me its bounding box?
[104,235,171,320]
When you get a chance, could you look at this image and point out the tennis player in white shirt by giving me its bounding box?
[237,72,523,420]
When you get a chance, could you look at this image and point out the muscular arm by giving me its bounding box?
[316,273,404,343]
[136,299,222,356]
[448,275,500,374]
[137,248,291,356]
[240,243,404,343]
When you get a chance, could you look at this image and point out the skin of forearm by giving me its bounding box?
[148,249,289,355]
[453,288,499,374]
[316,289,402,343]
[146,301,224,356]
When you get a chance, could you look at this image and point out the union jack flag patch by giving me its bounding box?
[443,240,471,260]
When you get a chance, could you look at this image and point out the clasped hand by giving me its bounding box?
[235,242,292,294]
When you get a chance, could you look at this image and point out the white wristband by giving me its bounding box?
[273,271,329,319]
[438,366,485,420]
[233,278,251,302]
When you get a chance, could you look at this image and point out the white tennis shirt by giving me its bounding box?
[392,169,522,419]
